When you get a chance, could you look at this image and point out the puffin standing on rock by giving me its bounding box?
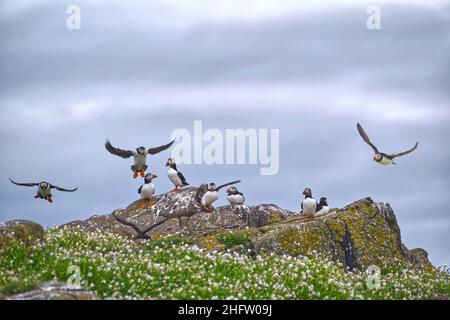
[301,188,317,219]
[138,173,158,208]
[9,178,78,203]
[105,139,175,178]
[316,197,330,215]
[166,158,189,192]
[197,180,241,213]
[226,186,245,206]
[357,123,419,165]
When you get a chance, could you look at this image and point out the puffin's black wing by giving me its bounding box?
[216,180,242,192]
[148,139,175,155]
[9,178,38,187]
[50,184,78,192]
[387,142,419,159]
[357,123,379,153]
[138,186,143,194]
[105,140,134,159]
[196,184,209,204]
[178,172,189,186]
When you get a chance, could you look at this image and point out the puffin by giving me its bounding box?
[197,180,241,213]
[166,158,189,192]
[105,139,175,178]
[316,197,330,215]
[138,173,158,208]
[357,123,419,165]
[226,186,245,206]
[301,188,317,219]
[9,178,78,203]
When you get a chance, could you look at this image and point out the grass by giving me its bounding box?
[217,231,250,249]
[0,226,449,300]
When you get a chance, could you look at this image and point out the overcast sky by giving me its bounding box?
[0,0,449,266]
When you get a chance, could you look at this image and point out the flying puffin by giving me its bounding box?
[357,123,419,165]
[105,139,175,178]
[316,197,330,215]
[226,186,245,206]
[197,180,241,213]
[166,158,189,192]
[301,188,317,219]
[9,178,78,203]
[138,173,157,209]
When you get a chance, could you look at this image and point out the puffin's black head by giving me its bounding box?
[209,183,217,191]
[303,188,312,198]
[39,182,49,189]
[226,186,238,195]
[319,197,328,206]
[136,147,146,155]
[166,158,176,168]
[144,173,157,183]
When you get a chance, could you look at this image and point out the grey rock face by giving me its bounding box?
[6,282,98,300]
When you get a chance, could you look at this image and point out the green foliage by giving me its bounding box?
[217,231,250,248]
[0,227,449,300]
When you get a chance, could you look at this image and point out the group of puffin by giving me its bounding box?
[9,123,419,218]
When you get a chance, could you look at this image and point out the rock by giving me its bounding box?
[0,220,44,249]
[249,198,432,270]
[407,248,433,268]
[63,194,432,270]
[63,188,298,240]
[6,282,98,300]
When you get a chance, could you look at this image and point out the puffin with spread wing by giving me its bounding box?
[9,178,78,203]
[105,139,175,178]
[357,123,419,165]
[196,180,242,213]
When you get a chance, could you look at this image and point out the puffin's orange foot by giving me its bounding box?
[202,206,214,213]
[34,194,40,199]
[140,171,145,177]
[171,188,181,192]
[133,171,139,179]
[148,200,157,206]
[47,197,53,204]
[140,201,147,209]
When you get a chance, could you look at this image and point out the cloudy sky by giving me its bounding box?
[0,0,449,266]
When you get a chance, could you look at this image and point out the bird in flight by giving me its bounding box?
[9,178,78,203]
[357,123,419,165]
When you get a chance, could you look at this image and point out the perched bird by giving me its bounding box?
[301,188,317,219]
[138,173,157,209]
[9,178,78,203]
[105,139,175,178]
[197,180,241,213]
[316,197,330,215]
[357,123,418,165]
[226,186,245,206]
[166,158,189,192]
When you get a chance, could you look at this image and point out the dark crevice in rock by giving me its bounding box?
[341,222,357,271]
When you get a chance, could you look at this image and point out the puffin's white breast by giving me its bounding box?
[140,183,155,199]
[134,154,147,167]
[378,156,393,165]
[202,191,219,206]
[227,194,245,205]
[168,168,182,186]
[39,187,51,197]
[316,206,330,215]
[302,198,317,216]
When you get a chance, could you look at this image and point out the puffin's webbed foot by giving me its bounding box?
[140,201,147,209]
[133,171,139,179]
[34,194,40,199]
[148,200,156,207]
[140,170,145,178]
[202,206,214,213]
[47,197,53,203]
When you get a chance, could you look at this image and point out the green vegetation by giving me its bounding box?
[1,227,449,300]
[217,231,251,249]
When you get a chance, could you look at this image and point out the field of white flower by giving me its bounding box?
[1,226,449,300]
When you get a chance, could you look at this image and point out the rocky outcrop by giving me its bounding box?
[62,189,432,270]
[0,220,44,249]
[6,282,98,300]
